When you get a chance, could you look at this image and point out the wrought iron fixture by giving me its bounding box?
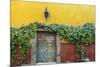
[44,7,49,22]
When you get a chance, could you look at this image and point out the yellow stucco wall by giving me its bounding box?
[11,1,95,28]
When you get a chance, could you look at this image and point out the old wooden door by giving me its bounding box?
[36,32,56,63]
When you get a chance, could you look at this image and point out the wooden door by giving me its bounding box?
[36,32,56,63]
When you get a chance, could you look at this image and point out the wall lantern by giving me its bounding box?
[44,7,49,22]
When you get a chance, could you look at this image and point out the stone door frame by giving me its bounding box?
[31,29,60,65]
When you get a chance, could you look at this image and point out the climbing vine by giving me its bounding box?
[10,22,95,60]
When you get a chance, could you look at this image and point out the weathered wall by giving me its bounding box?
[60,43,95,63]
[60,43,76,62]
[82,44,95,61]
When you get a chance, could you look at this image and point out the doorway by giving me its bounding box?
[36,32,56,63]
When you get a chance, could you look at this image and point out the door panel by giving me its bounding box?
[36,32,56,63]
